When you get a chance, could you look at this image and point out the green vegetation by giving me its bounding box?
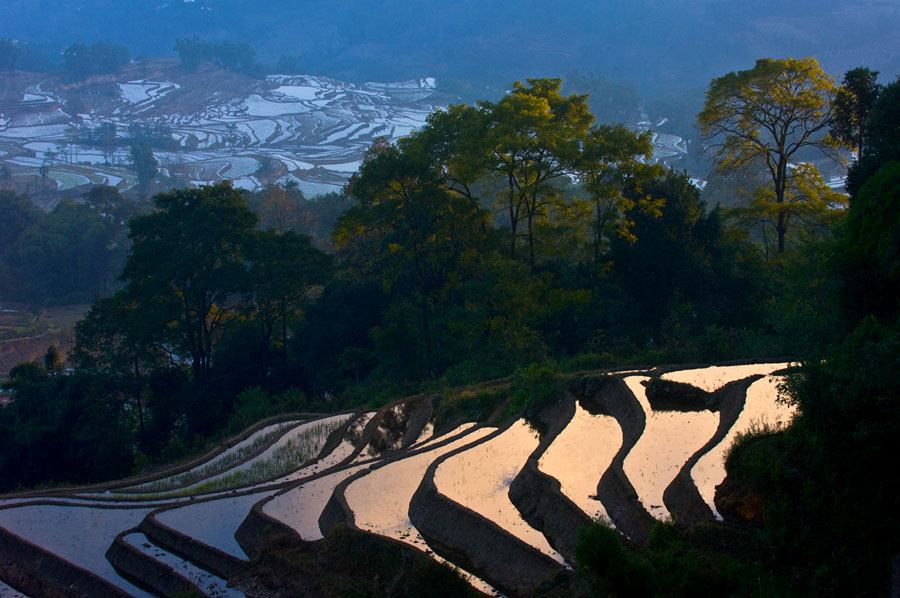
[433,387,509,431]
[698,57,846,255]
[544,62,900,598]
[554,519,775,598]
[149,416,346,496]
[831,67,882,158]
[0,39,22,71]
[0,187,141,305]
[61,41,129,83]
[643,378,712,412]
[132,418,299,494]
[0,67,849,490]
[174,37,264,78]
[129,143,158,192]
[505,363,561,419]
[707,149,900,593]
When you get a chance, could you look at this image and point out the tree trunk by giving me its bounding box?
[775,158,787,254]
[508,172,518,259]
[132,356,145,449]
[281,297,288,363]
[421,296,433,377]
[527,212,535,272]
[777,211,786,254]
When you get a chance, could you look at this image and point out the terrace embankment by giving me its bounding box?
[234,497,302,560]
[662,375,762,528]
[508,387,592,565]
[105,530,200,598]
[233,494,487,597]
[0,525,131,598]
[140,510,247,579]
[589,375,658,545]
[321,424,492,553]
[400,396,434,448]
[409,424,566,597]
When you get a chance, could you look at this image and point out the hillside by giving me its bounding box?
[0,60,452,199]
[0,362,793,597]
[0,60,713,200]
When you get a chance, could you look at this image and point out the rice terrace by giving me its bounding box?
[0,362,794,597]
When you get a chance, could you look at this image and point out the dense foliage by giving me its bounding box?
[0,187,141,304]
[702,75,900,596]
[698,57,845,255]
[174,36,264,77]
[61,41,129,83]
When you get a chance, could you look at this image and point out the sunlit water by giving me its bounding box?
[538,403,622,521]
[434,419,567,565]
[621,376,718,520]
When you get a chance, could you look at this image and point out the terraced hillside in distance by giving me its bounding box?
[0,362,796,598]
[0,60,448,200]
[0,60,701,202]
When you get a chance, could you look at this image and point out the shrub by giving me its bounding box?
[228,386,305,433]
[575,520,653,596]
[433,387,508,429]
[505,362,561,419]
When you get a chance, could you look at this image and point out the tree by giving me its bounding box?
[257,184,298,234]
[846,78,900,196]
[122,183,256,401]
[44,345,62,375]
[728,162,846,260]
[0,39,22,71]
[0,164,13,190]
[9,199,114,303]
[698,57,845,253]
[62,42,129,83]
[482,79,594,268]
[83,185,142,225]
[130,143,157,191]
[577,124,661,263]
[174,36,209,72]
[248,231,331,362]
[831,67,882,158]
[0,191,40,254]
[836,162,900,325]
[174,38,261,78]
[72,293,165,448]
[335,141,494,377]
[609,172,756,343]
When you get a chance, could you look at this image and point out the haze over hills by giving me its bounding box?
[0,58,706,198]
[0,59,451,197]
[2,0,899,89]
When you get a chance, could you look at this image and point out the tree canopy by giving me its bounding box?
[698,57,845,253]
[831,66,883,158]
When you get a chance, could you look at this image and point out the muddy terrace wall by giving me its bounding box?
[139,512,246,579]
[105,530,200,598]
[587,375,658,545]
[661,375,762,528]
[409,422,565,597]
[508,388,593,565]
[0,524,131,598]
